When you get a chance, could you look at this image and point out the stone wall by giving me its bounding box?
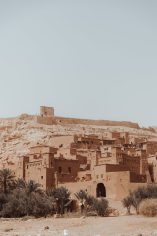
[55,116,140,129]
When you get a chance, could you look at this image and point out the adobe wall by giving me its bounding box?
[40,106,54,117]
[58,181,94,197]
[25,161,48,189]
[55,116,140,129]
[54,159,79,183]
[106,164,128,172]
[36,116,56,125]
[145,142,157,155]
[58,171,131,200]
[129,182,147,192]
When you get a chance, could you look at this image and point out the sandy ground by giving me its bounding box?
[0,215,157,236]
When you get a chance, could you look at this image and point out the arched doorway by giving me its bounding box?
[96,183,106,197]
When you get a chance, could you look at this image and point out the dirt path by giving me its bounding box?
[0,215,157,236]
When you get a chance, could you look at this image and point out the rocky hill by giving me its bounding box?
[0,114,157,164]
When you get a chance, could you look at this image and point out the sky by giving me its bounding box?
[0,0,157,127]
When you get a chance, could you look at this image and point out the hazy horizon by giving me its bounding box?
[0,1,157,127]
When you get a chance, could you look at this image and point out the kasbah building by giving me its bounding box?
[2,106,157,201]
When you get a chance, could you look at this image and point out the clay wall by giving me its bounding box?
[143,141,157,155]
[36,116,56,125]
[106,164,128,172]
[58,171,131,200]
[55,116,140,129]
[54,159,79,183]
[40,106,54,117]
[121,154,141,174]
[130,172,146,183]
[112,132,120,139]
[25,160,48,189]
[17,156,29,179]
[121,154,148,176]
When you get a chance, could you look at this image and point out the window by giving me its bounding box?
[101,174,103,178]
[41,176,43,179]
[68,167,72,173]
[58,166,62,174]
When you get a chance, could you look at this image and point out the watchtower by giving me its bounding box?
[40,106,54,117]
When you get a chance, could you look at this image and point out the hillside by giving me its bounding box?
[0,114,157,164]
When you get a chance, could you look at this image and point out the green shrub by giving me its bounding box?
[92,198,109,217]
[1,189,28,217]
[0,193,8,211]
[122,185,157,214]
[122,196,132,214]
[47,187,70,214]
[1,189,53,218]
[139,199,157,217]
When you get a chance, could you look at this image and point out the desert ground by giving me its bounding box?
[0,214,157,236]
[0,200,157,236]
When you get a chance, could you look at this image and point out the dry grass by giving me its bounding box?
[139,199,157,217]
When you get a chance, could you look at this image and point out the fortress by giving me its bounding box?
[36,106,140,129]
[1,106,157,200]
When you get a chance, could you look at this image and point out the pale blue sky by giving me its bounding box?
[0,1,157,126]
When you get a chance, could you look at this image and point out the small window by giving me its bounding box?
[68,167,71,173]
[41,176,43,179]
[101,174,103,178]
[58,166,62,174]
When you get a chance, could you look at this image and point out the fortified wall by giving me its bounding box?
[55,116,140,129]
[35,106,140,128]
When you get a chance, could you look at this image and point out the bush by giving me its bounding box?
[29,192,53,217]
[47,187,70,214]
[122,185,157,214]
[122,196,132,214]
[1,189,53,218]
[1,189,28,217]
[139,199,157,217]
[75,190,95,214]
[92,198,109,217]
[0,193,8,211]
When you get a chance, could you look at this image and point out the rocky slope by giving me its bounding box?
[0,115,157,163]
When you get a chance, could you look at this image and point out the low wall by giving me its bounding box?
[36,116,56,125]
[55,116,140,129]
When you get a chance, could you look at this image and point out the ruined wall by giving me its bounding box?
[55,116,140,129]
[36,116,56,125]
[40,106,54,117]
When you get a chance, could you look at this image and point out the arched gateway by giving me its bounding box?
[96,183,106,197]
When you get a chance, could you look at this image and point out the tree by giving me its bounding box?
[92,198,109,217]
[17,179,42,195]
[122,196,132,214]
[75,190,95,214]
[49,187,70,214]
[0,188,53,218]
[0,169,15,194]
[122,185,157,214]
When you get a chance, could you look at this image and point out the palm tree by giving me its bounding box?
[49,187,70,214]
[75,190,95,214]
[0,169,15,194]
[16,179,43,216]
[17,179,42,195]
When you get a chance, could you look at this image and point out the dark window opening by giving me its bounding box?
[58,166,62,174]
[96,183,106,198]
[68,167,71,173]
